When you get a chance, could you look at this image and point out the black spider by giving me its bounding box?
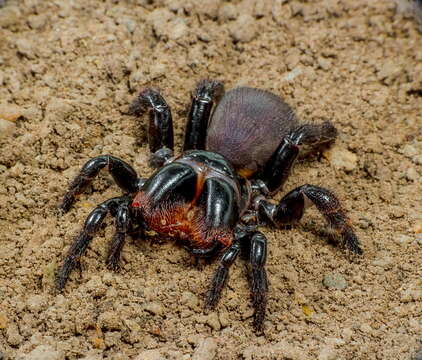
[56,80,362,333]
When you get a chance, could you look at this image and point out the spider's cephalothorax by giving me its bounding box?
[56,80,362,332]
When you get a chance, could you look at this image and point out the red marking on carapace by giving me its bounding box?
[132,191,233,249]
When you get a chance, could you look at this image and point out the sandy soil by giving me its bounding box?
[0,0,421,359]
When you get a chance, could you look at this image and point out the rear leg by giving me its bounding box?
[257,121,337,194]
[60,155,142,213]
[257,184,362,254]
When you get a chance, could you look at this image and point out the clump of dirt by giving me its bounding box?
[0,0,421,359]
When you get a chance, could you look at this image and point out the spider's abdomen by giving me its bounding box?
[206,87,298,178]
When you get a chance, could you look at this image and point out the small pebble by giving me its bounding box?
[0,103,24,122]
[205,312,221,331]
[406,167,419,181]
[26,294,47,313]
[414,221,422,234]
[0,119,16,137]
[144,302,164,316]
[192,337,218,360]
[168,18,188,41]
[325,146,357,172]
[124,18,136,33]
[22,345,63,360]
[181,291,199,309]
[254,1,271,18]
[413,154,422,165]
[102,272,114,286]
[6,323,23,346]
[372,256,392,268]
[377,60,401,85]
[402,144,418,157]
[16,38,35,59]
[134,349,164,360]
[357,217,372,229]
[394,234,413,244]
[285,48,301,70]
[400,282,422,302]
[230,14,257,43]
[195,0,221,19]
[0,6,21,28]
[97,311,121,330]
[283,67,303,82]
[318,57,331,71]
[365,133,383,153]
[84,276,107,297]
[218,3,238,21]
[27,14,48,30]
[318,345,337,360]
[323,273,348,290]
[219,311,230,328]
[147,8,173,39]
[0,312,8,329]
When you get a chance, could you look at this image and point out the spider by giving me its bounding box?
[56,80,362,333]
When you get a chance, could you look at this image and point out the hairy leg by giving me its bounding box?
[205,239,241,308]
[205,227,268,333]
[56,196,129,290]
[257,184,362,254]
[106,202,131,270]
[258,121,337,194]
[60,155,142,213]
[183,80,224,151]
[248,231,268,333]
[129,88,174,167]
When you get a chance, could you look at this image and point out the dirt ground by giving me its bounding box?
[0,0,421,359]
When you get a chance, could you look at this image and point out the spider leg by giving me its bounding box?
[56,196,128,290]
[129,88,174,167]
[248,231,268,333]
[60,155,142,213]
[257,184,363,254]
[183,79,224,151]
[257,121,337,194]
[205,228,268,333]
[205,233,242,309]
[106,201,131,270]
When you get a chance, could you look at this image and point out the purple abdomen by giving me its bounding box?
[206,87,297,177]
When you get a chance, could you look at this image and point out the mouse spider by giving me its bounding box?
[56,80,362,333]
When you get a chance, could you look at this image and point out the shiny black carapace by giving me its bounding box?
[56,80,362,332]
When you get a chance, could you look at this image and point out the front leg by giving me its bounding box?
[56,196,128,290]
[183,79,224,151]
[129,88,174,167]
[189,177,239,256]
[60,155,142,213]
[257,184,363,254]
[106,202,131,270]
